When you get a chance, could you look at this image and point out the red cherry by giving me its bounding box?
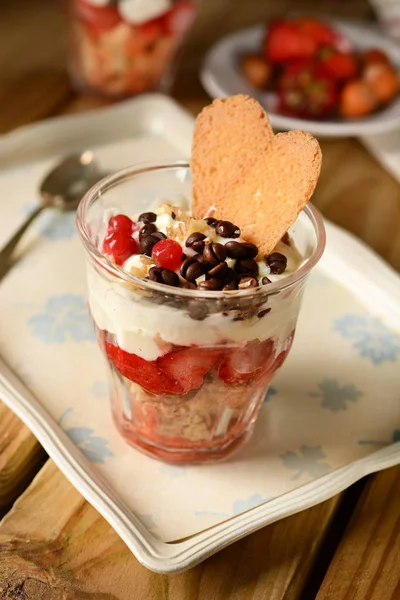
[152,239,183,271]
[103,231,138,265]
[108,214,134,234]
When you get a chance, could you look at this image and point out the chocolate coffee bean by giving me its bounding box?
[140,234,159,256]
[138,211,157,223]
[215,220,241,238]
[223,267,235,284]
[181,281,197,290]
[222,281,237,291]
[238,276,259,289]
[160,269,180,287]
[204,217,217,228]
[203,242,227,266]
[235,258,258,277]
[185,261,206,283]
[148,266,162,282]
[198,278,223,291]
[185,232,206,252]
[188,301,208,321]
[151,231,167,241]
[266,252,287,274]
[262,276,271,285]
[208,262,229,279]
[225,241,258,259]
[180,256,196,278]
[139,223,157,239]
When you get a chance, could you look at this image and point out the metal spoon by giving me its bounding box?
[0,151,104,281]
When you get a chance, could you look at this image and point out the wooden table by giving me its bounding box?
[1,1,400,597]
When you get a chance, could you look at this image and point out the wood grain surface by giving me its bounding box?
[1,0,400,597]
[0,460,342,599]
[316,465,400,600]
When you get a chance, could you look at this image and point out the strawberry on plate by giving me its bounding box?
[340,79,378,118]
[158,347,221,394]
[319,47,358,81]
[218,340,276,386]
[363,62,400,104]
[264,17,351,64]
[264,20,318,64]
[361,48,391,66]
[105,341,183,395]
[278,59,339,119]
[77,0,121,31]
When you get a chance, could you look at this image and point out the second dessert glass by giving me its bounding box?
[76,161,326,464]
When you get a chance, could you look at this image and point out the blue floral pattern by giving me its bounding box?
[334,314,400,365]
[232,493,269,515]
[58,408,112,463]
[24,202,77,240]
[264,386,278,403]
[29,294,95,343]
[281,445,331,480]
[91,380,110,398]
[310,379,363,412]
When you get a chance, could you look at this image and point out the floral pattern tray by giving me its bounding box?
[0,95,400,573]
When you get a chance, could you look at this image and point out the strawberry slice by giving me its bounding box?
[218,340,276,386]
[163,1,197,36]
[158,347,221,394]
[105,341,183,395]
[77,0,121,31]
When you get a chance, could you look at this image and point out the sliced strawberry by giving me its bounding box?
[135,16,165,44]
[76,0,121,31]
[105,342,183,395]
[218,340,276,386]
[273,330,295,371]
[163,1,197,36]
[319,47,358,81]
[158,347,221,394]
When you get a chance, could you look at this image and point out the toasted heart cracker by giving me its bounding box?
[191,94,322,255]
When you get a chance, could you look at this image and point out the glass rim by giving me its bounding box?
[76,160,326,299]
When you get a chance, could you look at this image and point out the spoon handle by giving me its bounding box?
[0,205,44,281]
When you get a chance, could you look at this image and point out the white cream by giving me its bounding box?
[88,264,302,360]
[118,0,171,25]
[88,203,315,360]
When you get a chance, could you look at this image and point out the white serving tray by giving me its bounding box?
[0,95,400,573]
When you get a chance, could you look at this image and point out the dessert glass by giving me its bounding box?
[76,161,326,464]
[66,0,198,98]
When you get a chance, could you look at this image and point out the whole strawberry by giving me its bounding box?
[278,59,339,119]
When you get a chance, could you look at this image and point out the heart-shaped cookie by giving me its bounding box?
[191,95,322,255]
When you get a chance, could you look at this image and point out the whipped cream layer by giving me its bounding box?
[87,204,316,360]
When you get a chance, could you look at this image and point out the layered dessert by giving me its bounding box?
[69,0,197,97]
[78,94,324,463]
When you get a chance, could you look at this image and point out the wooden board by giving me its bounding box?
[0,460,342,599]
[316,465,400,599]
[1,0,400,597]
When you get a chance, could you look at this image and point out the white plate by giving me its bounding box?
[201,20,400,137]
[0,95,400,573]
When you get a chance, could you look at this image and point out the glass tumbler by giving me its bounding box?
[66,0,198,98]
[76,162,326,464]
